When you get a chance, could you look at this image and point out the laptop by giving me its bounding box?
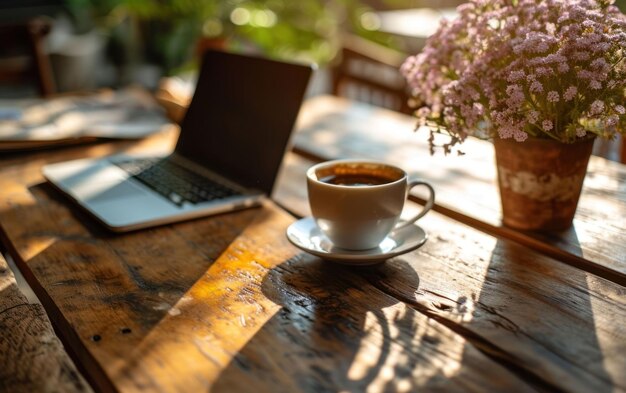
[42,49,313,232]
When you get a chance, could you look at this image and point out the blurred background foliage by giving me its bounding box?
[9,0,625,89]
[64,0,626,78]
[64,0,405,75]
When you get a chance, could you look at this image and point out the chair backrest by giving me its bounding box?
[0,17,55,97]
[331,34,412,114]
[592,136,626,163]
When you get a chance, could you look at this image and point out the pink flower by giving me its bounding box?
[527,110,540,123]
[547,91,560,103]
[591,58,609,70]
[535,67,552,76]
[563,86,577,101]
[507,70,525,82]
[573,51,591,61]
[514,129,528,142]
[558,63,570,73]
[590,100,605,115]
[606,115,619,127]
[542,120,553,131]
[530,80,544,93]
[595,42,611,52]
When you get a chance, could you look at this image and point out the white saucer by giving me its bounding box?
[286,217,427,265]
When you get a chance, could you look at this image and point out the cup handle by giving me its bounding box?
[394,180,435,231]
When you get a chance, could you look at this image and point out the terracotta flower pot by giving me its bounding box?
[493,136,595,231]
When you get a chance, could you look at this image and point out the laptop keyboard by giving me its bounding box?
[115,158,241,206]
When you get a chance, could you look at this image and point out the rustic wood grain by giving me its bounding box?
[0,252,93,393]
[0,152,534,392]
[0,135,624,392]
[291,95,626,284]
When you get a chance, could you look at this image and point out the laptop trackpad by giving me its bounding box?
[83,179,180,229]
[85,181,146,203]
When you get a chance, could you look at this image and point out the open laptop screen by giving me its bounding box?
[175,50,312,195]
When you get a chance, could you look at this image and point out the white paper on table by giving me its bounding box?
[0,87,173,145]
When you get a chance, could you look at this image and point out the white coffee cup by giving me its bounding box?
[307,159,435,250]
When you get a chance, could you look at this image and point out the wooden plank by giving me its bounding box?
[292,95,626,283]
[0,252,93,393]
[0,143,624,392]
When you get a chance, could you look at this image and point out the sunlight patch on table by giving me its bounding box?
[310,129,341,146]
[585,274,626,388]
[0,273,12,293]
[18,237,57,261]
[0,181,38,208]
[347,303,467,391]
[114,277,282,392]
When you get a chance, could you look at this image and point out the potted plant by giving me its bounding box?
[401,0,626,231]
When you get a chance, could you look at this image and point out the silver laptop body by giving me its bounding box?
[43,50,312,232]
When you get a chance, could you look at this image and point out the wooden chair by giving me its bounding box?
[331,34,412,114]
[0,17,56,97]
[0,252,92,392]
[592,135,626,163]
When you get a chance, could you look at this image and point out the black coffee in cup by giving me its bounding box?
[316,163,403,187]
[319,174,393,186]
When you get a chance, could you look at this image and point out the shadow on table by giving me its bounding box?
[211,256,428,392]
[212,227,617,392]
[456,235,615,392]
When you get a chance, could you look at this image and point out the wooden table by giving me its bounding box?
[0,95,624,392]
